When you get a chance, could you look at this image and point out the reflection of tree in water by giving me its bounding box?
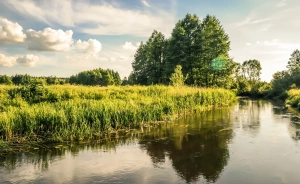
[285,107,300,141]
[234,99,262,135]
[139,108,234,183]
[0,132,136,172]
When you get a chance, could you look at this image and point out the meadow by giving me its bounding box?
[0,84,236,146]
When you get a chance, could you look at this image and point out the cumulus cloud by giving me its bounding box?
[123,42,138,51]
[0,54,16,67]
[0,53,38,67]
[16,54,39,67]
[26,28,73,51]
[75,39,102,54]
[0,18,26,44]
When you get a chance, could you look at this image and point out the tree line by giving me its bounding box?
[0,68,122,86]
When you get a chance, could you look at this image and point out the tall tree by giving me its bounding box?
[242,59,262,86]
[165,14,201,84]
[287,49,300,73]
[132,30,165,85]
[196,15,231,87]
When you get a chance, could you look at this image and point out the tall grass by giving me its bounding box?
[0,85,236,143]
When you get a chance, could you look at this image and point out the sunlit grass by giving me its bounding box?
[0,85,236,143]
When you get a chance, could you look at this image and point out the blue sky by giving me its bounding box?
[0,0,299,81]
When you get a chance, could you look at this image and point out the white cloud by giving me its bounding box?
[0,54,16,67]
[26,28,73,51]
[16,54,39,67]
[246,43,252,46]
[142,0,151,7]
[0,53,39,67]
[1,0,175,37]
[277,0,287,7]
[123,42,138,51]
[75,39,102,54]
[0,18,26,44]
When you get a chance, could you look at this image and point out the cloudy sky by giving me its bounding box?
[0,0,299,81]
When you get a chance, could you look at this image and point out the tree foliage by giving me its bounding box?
[170,65,185,86]
[70,68,121,86]
[131,14,233,87]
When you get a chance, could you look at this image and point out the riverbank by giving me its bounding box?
[0,85,236,151]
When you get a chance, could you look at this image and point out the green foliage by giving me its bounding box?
[0,75,13,85]
[0,85,236,143]
[130,14,232,87]
[269,49,300,99]
[170,65,185,86]
[12,74,32,85]
[70,68,121,86]
[165,14,201,84]
[8,82,55,104]
[132,30,165,85]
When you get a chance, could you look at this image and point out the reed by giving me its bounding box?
[0,85,236,144]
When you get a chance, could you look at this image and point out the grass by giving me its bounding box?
[0,84,236,148]
[286,89,300,109]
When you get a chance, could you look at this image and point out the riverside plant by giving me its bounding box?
[0,84,236,145]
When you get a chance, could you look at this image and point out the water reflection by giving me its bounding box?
[233,100,263,136]
[139,108,234,183]
[271,101,300,142]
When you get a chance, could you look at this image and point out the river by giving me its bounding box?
[1,99,300,184]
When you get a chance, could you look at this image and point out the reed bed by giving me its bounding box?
[0,85,236,144]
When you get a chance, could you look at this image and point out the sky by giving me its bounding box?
[0,0,299,82]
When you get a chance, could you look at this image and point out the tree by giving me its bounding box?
[165,14,201,84]
[170,65,185,86]
[287,49,300,73]
[132,31,166,85]
[242,59,262,86]
[69,68,121,86]
[198,15,231,87]
[0,75,13,85]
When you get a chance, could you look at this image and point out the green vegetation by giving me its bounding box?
[70,68,121,86]
[0,85,235,147]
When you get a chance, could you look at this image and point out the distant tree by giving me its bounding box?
[0,75,13,85]
[242,59,262,87]
[70,68,121,86]
[170,65,185,86]
[287,49,300,73]
[11,74,32,85]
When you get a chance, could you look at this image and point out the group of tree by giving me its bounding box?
[270,49,300,99]
[130,14,234,87]
[69,68,121,86]
[0,74,68,86]
[0,68,122,87]
[128,13,266,95]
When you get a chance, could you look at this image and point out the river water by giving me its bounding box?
[1,99,300,184]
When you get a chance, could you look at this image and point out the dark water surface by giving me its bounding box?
[1,99,300,184]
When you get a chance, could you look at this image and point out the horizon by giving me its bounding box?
[0,0,299,82]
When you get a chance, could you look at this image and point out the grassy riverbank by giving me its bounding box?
[286,89,300,109]
[0,85,236,147]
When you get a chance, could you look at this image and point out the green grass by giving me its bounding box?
[286,89,300,109]
[0,85,236,145]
